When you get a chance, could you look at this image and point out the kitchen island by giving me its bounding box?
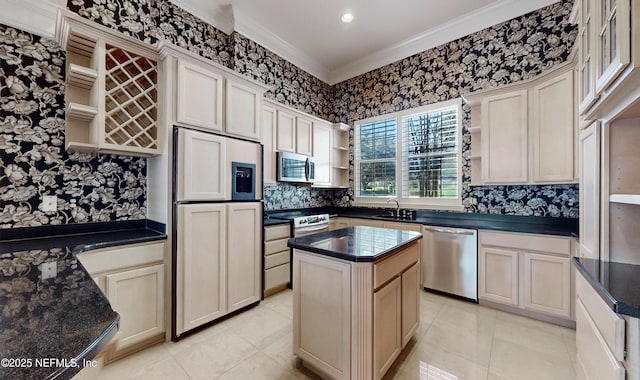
[288,226,422,380]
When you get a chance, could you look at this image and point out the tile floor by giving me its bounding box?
[76,290,576,380]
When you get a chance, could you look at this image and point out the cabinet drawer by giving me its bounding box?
[265,224,290,241]
[265,263,290,290]
[78,242,164,275]
[265,238,289,255]
[265,251,289,269]
[576,271,625,361]
[373,242,420,290]
[576,299,625,380]
[480,231,570,256]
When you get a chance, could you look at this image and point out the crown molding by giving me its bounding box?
[168,0,235,34]
[328,0,561,84]
[0,0,66,38]
[233,8,332,83]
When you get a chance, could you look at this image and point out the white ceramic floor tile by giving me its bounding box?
[224,304,292,349]
[171,329,258,380]
[216,351,299,380]
[489,337,575,380]
[85,290,579,380]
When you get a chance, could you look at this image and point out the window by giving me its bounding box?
[354,99,462,209]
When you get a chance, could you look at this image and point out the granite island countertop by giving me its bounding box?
[573,257,640,318]
[288,225,422,262]
[0,220,166,380]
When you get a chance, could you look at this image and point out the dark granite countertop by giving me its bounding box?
[263,217,291,227]
[573,257,640,318]
[265,207,578,237]
[288,225,422,262]
[0,220,166,380]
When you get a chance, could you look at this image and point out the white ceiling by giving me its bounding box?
[170,0,561,84]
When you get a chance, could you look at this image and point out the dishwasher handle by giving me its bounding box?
[423,226,475,236]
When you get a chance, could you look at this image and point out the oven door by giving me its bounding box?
[294,224,329,237]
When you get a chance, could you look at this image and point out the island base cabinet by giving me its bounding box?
[293,240,420,380]
[373,276,402,380]
[293,251,351,380]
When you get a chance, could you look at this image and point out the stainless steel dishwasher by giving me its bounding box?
[421,225,478,302]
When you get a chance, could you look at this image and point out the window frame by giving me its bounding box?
[353,98,464,210]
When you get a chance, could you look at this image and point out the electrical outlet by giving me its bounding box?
[42,195,57,212]
[40,261,57,280]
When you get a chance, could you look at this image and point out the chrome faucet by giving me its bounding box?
[386,198,400,217]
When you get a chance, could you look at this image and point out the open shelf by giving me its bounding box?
[66,102,98,121]
[334,146,349,151]
[467,126,481,134]
[68,63,97,89]
[66,141,99,153]
[610,194,640,205]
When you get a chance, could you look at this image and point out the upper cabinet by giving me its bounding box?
[262,105,278,185]
[158,43,266,142]
[56,10,161,157]
[276,109,297,152]
[225,79,262,140]
[176,60,223,132]
[464,62,577,185]
[574,0,639,119]
[296,116,313,156]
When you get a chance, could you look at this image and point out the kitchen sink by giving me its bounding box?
[373,213,416,221]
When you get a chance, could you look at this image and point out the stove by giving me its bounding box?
[268,212,331,236]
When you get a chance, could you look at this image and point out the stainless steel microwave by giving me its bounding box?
[277,151,315,183]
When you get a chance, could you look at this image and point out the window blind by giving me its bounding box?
[401,105,459,198]
[355,118,397,196]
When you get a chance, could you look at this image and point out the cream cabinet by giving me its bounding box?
[373,276,402,380]
[276,109,296,152]
[264,224,291,296]
[350,218,385,228]
[159,43,266,141]
[329,217,350,230]
[176,128,227,201]
[176,202,261,336]
[227,203,262,312]
[225,79,261,140]
[293,240,420,380]
[176,60,223,132]
[531,71,575,183]
[176,204,226,334]
[576,0,597,112]
[479,246,519,307]
[575,270,626,380]
[296,116,313,156]
[56,10,160,156]
[312,121,333,187]
[479,231,573,321]
[262,105,278,185]
[464,61,576,185]
[77,241,166,363]
[579,122,601,260]
[481,90,529,183]
[593,0,631,94]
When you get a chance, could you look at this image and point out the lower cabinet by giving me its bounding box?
[77,241,166,363]
[479,231,573,321]
[176,202,261,336]
[575,271,626,380]
[264,223,291,296]
[293,241,420,380]
[329,217,350,231]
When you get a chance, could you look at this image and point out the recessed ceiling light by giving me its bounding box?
[341,13,354,23]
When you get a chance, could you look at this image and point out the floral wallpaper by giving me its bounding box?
[0,24,147,228]
[331,0,579,218]
[1,0,581,226]
[264,183,349,211]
